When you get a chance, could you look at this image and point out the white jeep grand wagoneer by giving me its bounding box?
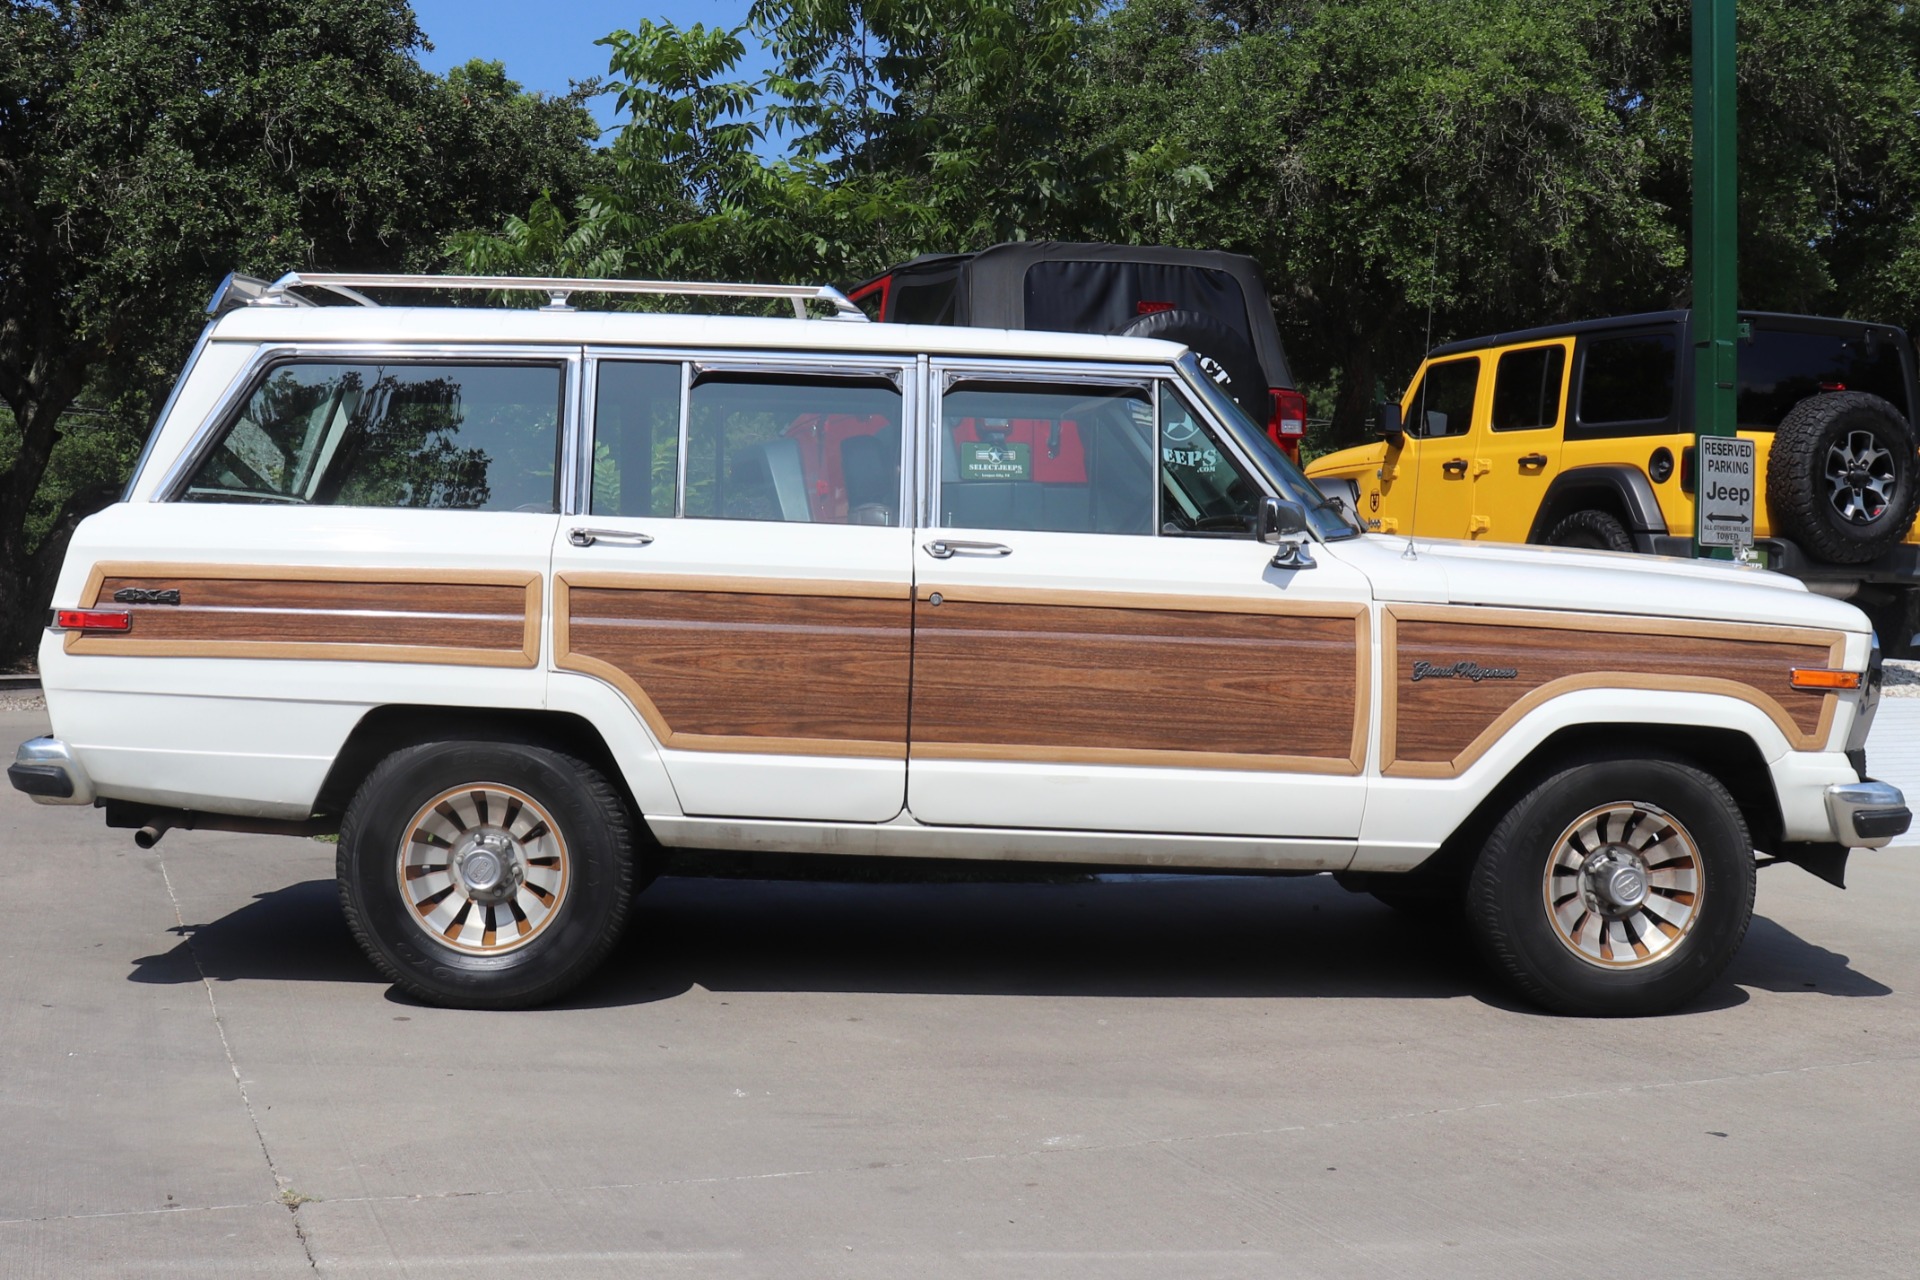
[9,272,1909,1015]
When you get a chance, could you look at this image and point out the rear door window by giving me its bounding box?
[684,371,904,525]
[937,378,1154,535]
[181,362,563,510]
[1490,345,1567,431]
[1577,332,1679,429]
[1405,357,1481,439]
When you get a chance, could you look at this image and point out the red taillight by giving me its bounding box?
[1820,381,1847,392]
[1135,300,1176,315]
[56,609,131,632]
[1269,387,1307,440]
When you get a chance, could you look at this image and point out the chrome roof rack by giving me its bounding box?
[240,272,869,321]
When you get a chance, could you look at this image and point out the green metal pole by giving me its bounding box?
[1692,0,1738,560]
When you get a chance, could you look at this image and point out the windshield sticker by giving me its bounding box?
[960,441,1032,481]
[1410,660,1519,683]
[1164,445,1220,474]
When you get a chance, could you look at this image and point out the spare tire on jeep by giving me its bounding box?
[1118,309,1267,421]
[1767,391,1920,563]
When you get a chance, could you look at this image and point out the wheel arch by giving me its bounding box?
[1407,722,1784,883]
[1528,465,1669,550]
[311,705,659,851]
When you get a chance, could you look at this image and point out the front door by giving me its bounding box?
[1406,354,1485,540]
[906,364,1372,841]
[550,353,916,822]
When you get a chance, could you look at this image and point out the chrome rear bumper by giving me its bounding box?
[1826,779,1911,847]
[7,737,95,806]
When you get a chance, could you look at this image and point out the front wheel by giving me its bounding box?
[338,739,636,1009]
[1466,755,1755,1016]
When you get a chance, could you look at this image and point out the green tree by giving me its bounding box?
[0,1,599,665]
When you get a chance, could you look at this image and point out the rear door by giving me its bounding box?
[1473,340,1571,542]
[906,361,1372,843]
[550,351,916,822]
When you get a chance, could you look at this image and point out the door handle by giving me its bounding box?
[1441,458,1469,477]
[1518,452,1549,468]
[568,527,654,548]
[923,539,1012,559]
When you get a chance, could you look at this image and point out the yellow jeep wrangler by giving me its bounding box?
[1307,311,1920,647]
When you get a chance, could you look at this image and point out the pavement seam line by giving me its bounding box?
[156,855,319,1272]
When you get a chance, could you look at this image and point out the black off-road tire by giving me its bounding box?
[1545,508,1634,552]
[1119,309,1268,421]
[1767,391,1920,564]
[338,740,636,1009]
[1466,753,1755,1017]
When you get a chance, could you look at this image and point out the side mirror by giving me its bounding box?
[1258,496,1316,570]
[1376,399,1405,450]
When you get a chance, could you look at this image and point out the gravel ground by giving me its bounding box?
[1884,658,1920,696]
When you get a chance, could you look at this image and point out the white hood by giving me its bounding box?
[1332,535,1871,634]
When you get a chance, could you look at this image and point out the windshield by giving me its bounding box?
[1176,354,1363,540]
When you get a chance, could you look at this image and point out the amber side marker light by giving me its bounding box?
[1790,668,1862,691]
[54,609,132,633]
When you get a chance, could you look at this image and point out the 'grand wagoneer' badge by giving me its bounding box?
[1410,660,1519,683]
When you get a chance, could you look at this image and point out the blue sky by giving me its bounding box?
[409,2,774,137]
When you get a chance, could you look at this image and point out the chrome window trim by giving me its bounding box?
[691,360,905,386]
[675,361,692,519]
[155,342,583,507]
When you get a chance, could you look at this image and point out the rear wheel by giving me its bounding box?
[338,739,635,1009]
[1545,508,1634,552]
[1466,754,1755,1016]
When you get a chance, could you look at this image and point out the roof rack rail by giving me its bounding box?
[244,272,869,321]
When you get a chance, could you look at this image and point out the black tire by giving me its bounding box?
[338,739,635,1009]
[1544,508,1634,552]
[1466,754,1755,1017]
[1767,391,1920,563]
[1119,309,1268,421]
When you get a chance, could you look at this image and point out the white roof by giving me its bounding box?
[209,304,1189,365]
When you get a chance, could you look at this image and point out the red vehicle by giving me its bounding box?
[849,242,1309,458]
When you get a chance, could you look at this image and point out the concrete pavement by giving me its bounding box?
[3,702,1918,1277]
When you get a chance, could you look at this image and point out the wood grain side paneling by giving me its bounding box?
[909,587,1368,774]
[1383,605,1845,777]
[556,573,912,759]
[68,562,541,667]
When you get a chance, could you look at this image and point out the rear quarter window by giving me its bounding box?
[1574,332,1679,434]
[1738,327,1912,427]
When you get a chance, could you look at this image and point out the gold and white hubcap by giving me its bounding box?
[398,784,569,955]
[1543,802,1702,969]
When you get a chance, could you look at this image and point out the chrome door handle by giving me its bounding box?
[923,539,1012,559]
[568,527,654,548]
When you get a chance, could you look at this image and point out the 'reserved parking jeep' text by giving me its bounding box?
[9,272,1910,1016]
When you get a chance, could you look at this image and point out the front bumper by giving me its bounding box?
[1826,779,1911,847]
[7,737,95,806]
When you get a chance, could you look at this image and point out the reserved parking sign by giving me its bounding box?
[1698,435,1757,549]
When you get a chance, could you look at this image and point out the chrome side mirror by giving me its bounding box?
[1258,496,1316,570]
[1376,399,1405,450]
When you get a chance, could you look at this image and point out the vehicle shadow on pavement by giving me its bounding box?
[126,878,381,988]
[118,873,1892,1011]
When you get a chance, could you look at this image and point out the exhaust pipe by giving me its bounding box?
[106,804,331,848]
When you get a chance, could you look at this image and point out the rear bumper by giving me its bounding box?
[7,737,95,806]
[1826,779,1911,847]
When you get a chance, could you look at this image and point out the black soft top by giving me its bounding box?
[853,242,1293,387]
[1427,310,1909,359]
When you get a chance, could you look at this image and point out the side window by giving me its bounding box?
[182,362,562,511]
[1490,345,1568,432]
[1578,333,1678,427]
[1404,358,1481,438]
[591,361,680,517]
[1159,383,1264,537]
[938,379,1153,535]
[685,372,903,525]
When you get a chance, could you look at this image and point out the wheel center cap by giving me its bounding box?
[1584,847,1650,915]
[453,830,520,902]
